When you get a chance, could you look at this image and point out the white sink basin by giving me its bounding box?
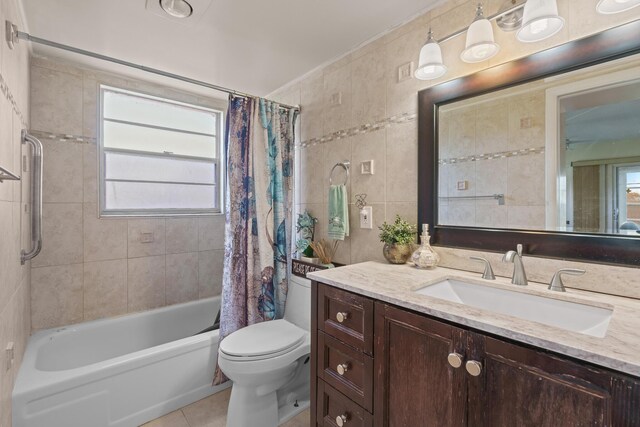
[414,279,613,338]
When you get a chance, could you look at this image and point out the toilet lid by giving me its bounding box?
[219,319,306,358]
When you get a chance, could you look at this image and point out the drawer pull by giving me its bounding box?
[336,363,350,376]
[465,360,483,377]
[336,414,348,426]
[336,312,350,323]
[447,352,464,368]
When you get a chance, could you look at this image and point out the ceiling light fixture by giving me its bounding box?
[415,30,447,80]
[461,3,500,63]
[159,0,193,18]
[596,0,640,14]
[517,0,564,43]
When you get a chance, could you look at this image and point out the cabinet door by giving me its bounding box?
[468,334,640,427]
[374,302,467,427]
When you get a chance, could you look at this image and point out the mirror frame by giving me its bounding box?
[418,20,640,266]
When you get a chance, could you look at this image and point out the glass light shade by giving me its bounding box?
[415,41,447,80]
[159,0,193,18]
[596,0,640,14]
[517,0,564,43]
[461,18,500,63]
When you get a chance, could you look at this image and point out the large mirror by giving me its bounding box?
[418,20,640,265]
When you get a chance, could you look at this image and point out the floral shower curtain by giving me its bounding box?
[213,95,297,384]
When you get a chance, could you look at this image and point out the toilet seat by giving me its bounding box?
[219,319,306,361]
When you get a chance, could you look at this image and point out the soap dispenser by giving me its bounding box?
[411,224,439,269]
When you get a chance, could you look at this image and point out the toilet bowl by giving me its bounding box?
[218,274,311,427]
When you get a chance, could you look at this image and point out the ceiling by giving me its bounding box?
[20,0,441,99]
[563,81,640,144]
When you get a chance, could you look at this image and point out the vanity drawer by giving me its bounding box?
[318,331,373,412]
[317,283,374,355]
[317,380,373,427]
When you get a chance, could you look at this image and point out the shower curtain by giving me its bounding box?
[213,95,297,384]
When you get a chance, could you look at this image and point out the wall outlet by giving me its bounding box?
[520,117,533,129]
[139,232,155,243]
[398,61,415,82]
[5,342,14,372]
[457,180,468,190]
[360,206,373,229]
[329,92,342,106]
[360,160,375,175]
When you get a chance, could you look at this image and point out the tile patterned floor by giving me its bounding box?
[142,388,310,427]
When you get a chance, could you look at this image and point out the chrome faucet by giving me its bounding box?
[502,244,528,286]
[548,268,586,292]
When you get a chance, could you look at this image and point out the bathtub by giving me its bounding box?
[13,297,230,427]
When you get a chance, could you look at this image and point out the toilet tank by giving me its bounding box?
[283,274,311,331]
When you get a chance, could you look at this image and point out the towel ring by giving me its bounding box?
[329,161,350,186]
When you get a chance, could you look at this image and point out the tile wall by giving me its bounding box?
[268,0,640,296]
[0,0,31,425]
[29,57,227,331]
[438,87,547,229]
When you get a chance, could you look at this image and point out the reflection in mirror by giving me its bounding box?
[437,54,640,236]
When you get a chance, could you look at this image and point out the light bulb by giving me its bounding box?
[597,0,640,13]
[529,19,549,35]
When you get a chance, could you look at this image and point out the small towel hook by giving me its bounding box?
[329,161,350,186]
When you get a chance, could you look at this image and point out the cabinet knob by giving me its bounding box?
[336,312,350,323]
[447,352,464,368]
[465,360,483,377]
[336,414,348,426]
[336,363,350,376]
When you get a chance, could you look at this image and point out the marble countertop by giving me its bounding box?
[308,261,640,377]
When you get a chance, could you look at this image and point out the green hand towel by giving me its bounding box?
[328,184,349,240]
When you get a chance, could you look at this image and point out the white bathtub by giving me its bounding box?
[13,297,230,427]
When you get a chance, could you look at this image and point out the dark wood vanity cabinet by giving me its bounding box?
[311,282,640,427]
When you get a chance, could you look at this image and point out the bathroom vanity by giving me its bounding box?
[308,263,640,426]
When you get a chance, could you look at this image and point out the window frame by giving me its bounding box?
[98,85,225,218]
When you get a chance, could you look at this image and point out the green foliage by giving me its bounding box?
[378,215,417,245]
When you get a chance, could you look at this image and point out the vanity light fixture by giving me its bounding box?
[415,30,447,80]
[596,0,640,14]
[159,0,193,18]
[516,0,564,43]
[461,3,500,63]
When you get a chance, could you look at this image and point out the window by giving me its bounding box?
[99,86,223,216]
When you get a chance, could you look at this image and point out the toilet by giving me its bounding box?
[218,274,311,427]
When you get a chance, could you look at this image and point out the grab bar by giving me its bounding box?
[21,130,43,265]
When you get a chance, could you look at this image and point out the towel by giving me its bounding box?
[328,184,349,240]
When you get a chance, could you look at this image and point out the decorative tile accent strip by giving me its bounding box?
[299,112,417,148]
[0,71,28,127]
[29,130,96,145]
[438,147,545,165]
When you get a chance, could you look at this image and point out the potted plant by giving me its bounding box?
[296,210,319,263]
[378,215,417,264]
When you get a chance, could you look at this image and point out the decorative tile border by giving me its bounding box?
[299,112,417,148]
[439,146,545,165]
[0,71,28,128]
[29,130,96,145]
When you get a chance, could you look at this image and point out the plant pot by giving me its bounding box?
[382,243,413,264]
[301,256,320,264]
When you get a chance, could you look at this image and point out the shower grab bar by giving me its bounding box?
[21,130,43,265]
[0,165,21,182]
[439,194,505,205]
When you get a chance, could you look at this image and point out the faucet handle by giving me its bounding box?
[548,268,585,292]
[470,257,495,280]
[516,243,523,256]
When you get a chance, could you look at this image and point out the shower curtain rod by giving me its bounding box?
[12,28,300,112]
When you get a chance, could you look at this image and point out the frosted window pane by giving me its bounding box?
[103,90,216,135]
[105,151,215,184]
[105,181,216,210]
[103,121,215,158]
